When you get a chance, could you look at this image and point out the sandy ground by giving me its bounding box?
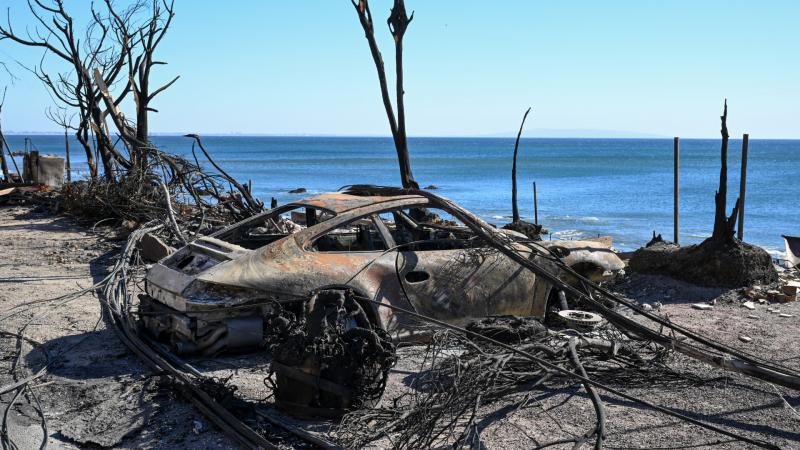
[0,204,234,449]
[1,203,799,449]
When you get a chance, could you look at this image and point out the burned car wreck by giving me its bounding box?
[140,186,624,355]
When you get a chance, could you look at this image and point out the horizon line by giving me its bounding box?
[4,131,800,140]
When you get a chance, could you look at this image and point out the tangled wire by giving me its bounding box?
[336,318,680,449]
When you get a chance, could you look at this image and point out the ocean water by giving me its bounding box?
[4,135,798,256]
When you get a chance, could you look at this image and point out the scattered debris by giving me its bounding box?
[781,280,799,301]
[739,335,753,343]
[742,301,756,310]
[138,232,175,262]
[465,315,546,344]
[192,420,205,435]
[338,323,674,449]
[692,303,714,310]
[557,309,603,329]
[746,286,768,300]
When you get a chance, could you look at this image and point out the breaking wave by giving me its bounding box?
[548,215,602,223]
[551,229,587,240]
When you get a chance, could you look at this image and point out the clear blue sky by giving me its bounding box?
[1,1,798,138]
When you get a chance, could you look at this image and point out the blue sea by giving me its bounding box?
[4,135,798,257]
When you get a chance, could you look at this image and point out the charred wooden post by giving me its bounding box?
[673,137,680,244]
[533,181,539,225]
[738,134,749,241]
[511,107,531,223]
[351,0,419,189]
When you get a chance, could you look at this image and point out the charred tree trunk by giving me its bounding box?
[0,130,8,182]
[76,123,98,179]
[64,126,71,183]
[90,102,117,179]
[388,0,417,189]
[0,130,10,183]
[0,88,8,182]
[511,107,531,223]
[352,0,419,189]
[502,107,542,240]
[124,0,178,169]
[711,100,740,243]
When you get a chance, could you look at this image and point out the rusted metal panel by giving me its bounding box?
[397,248,540,322]
[298,193,423,215]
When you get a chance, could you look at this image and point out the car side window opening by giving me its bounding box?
[310,215,390,252]
[375,207,482,251]
[217,205,332,250]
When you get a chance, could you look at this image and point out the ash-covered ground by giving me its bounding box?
[1,204,798,449]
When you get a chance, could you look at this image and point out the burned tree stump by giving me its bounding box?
[629,238,777,288]
[502,220,543,240]
[630,101,777,287]
[711,100,740,244]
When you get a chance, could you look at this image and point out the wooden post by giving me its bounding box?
[737,134,749,241]
[533,181,539,225]
[673,137,680,245]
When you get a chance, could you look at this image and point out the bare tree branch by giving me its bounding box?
[511,107,531,223]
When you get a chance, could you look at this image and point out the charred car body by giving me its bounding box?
[141,187,623,355]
